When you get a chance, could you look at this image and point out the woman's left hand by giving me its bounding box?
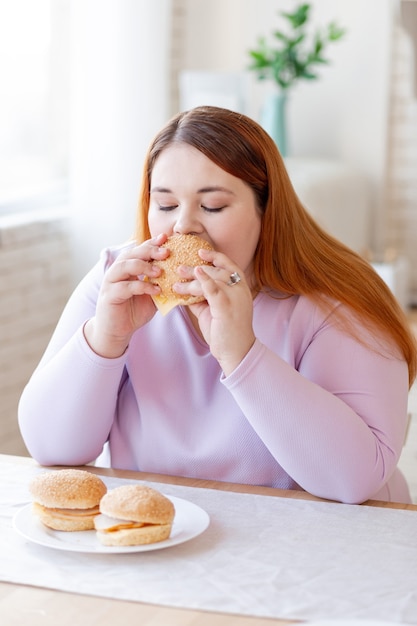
[174,248,256,376]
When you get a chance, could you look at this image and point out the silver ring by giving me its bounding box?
[227,271,241,286]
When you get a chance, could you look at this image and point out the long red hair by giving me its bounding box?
[136,106,417,386]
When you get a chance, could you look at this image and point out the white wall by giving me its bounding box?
[69,0,173,283]
[180,0,395,254]
[67,0,399,279]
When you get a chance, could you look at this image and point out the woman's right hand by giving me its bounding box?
[83,234,169,358]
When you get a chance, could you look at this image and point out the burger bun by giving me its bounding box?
[150,234,213,315]
[29,469,107,532]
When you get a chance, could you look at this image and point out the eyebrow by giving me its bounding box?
[150,185,235,195]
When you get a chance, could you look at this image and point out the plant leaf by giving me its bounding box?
[246,2,346,88]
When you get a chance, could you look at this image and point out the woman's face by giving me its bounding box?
[148,143,262,285]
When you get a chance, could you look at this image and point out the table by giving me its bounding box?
[1,454,417,626]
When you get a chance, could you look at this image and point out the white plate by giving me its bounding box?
[13,495,209,554]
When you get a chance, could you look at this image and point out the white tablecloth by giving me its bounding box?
[1,461,417,623]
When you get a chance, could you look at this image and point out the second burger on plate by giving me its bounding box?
[94,484,175,546]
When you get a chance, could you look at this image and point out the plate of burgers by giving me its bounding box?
[13,469,210,553]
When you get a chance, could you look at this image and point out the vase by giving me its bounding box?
[260,91,288,156]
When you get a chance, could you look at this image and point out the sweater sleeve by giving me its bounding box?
[221,317,410,504]
[18,248,128,466]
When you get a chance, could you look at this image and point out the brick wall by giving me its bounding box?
[170,0,187,115]
[386,24,417,304]
[0,209,72,455]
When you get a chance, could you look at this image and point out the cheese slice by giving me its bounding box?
[151,294,178,316]
[94,513,146,533]
[34,503,100,519]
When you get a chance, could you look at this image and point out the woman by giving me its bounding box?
[19,106,417,504]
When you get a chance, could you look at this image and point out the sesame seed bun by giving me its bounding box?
[29,469,107,532]
[95,484,175,546]
[150,234,213,314]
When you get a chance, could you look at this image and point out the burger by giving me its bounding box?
[94,484,175,546]
[29,469,107,532]
[150,234,213,315]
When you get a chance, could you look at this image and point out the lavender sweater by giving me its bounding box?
[18,245,411,504]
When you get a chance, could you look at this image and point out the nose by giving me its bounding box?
[173,206,202,236]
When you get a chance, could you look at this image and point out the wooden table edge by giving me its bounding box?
[2,453,416,510]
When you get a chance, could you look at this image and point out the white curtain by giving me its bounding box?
[69,0,172,283]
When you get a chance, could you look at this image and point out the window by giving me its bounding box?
[0,0,69,215]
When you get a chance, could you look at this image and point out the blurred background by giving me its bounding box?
[0,0,416,494]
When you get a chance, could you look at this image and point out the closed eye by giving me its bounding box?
[158,205,178,211]
[202,205,225,213]
[158,204,225,212]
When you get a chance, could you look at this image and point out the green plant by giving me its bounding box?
[248,3,346,91]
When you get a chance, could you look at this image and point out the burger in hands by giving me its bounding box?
[30,469,107,531]
[150,233,213,315]
[94,484,175,546]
